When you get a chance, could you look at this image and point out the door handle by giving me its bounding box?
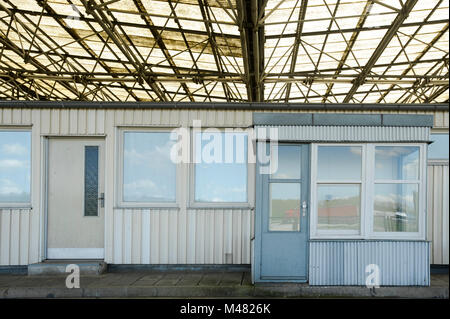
[98,192,105,208]
[301,201,307,217]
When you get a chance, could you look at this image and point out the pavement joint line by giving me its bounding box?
[128,274,146,286]
[196,274,203,286]
[174,275,182,286]
[152,274,164,286]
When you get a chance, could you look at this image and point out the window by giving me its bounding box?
[0,130,31,206]
[120,131,176,206]
[193,130,248,204]
[269,145,301,231]
[428,133,449,160]
[373,146,420,233]
[316,146,363,233]
[312,144,426,239]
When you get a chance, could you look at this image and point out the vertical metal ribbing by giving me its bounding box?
[309,241,430,286]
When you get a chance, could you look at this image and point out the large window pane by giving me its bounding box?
[123,132,176,202]
[317,146,362,180]
[271,145,301,179]
[195,132,247,203]
[269,183,300,231]
[0,131,31,204]
[317,185,360,231]
[374,184,419,232]
[428,134,449,159]
[375,146,419,180]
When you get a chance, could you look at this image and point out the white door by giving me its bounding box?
[47,138,105,259]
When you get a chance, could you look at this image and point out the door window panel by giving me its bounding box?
[84,146,99,216]
[269,183,301,231]
[270,145,301,179]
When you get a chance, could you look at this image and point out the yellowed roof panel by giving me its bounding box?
[0,0,447,102]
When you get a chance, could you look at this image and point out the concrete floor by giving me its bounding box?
[0,272,448,299]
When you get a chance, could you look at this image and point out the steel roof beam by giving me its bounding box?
[34,0,143,101]
[132,0,195,101]
[376,22,449,103]
[284,0,308,102]
[237,0,264,102]
[322,0,373,102]
[8,6,448,41]
[342,0,418,103]
[197,0,231,102]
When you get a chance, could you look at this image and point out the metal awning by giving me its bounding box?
[0,0,448,103]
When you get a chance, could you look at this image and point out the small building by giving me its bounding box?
[0,102,448,286]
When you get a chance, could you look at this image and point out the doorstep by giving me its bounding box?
[27,260,107,276]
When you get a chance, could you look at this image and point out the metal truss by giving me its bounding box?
[0,0,448,103]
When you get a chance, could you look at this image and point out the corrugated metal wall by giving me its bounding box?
[309,241,430,286]
[427,162,449,265]
[256,125,430,142]
[0,107,448,266]
[0,209,32,265]
[112,208,253,264]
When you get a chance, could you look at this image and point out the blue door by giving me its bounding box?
[255,144,309,282]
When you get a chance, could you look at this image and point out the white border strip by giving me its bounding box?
[47,248,104,259]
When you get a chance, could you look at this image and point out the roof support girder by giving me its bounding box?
[343,0,419,103]
[237,0,264,102]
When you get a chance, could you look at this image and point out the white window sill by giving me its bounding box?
[188,203,253,210]
[114,206,180,210]
[0,206,32,210]
[310,235,425,241]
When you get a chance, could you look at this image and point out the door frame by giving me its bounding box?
[43,135,107,260]
[254,142,311,283]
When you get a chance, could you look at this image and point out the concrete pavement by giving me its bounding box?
[0,271,448,299]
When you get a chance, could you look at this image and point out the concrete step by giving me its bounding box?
[28,260,107,276]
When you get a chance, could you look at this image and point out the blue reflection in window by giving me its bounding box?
[194,132,248,203]
[428,134,449,159]
[375,146,419,180]
[123,132,176,202]
[0,131,31,203]
[318,146,362,180]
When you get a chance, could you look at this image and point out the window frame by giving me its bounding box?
[0,127,32,208]
[189,128,253,209]
[310,143,427,240]
[367,143,426,240]
[267,142,303,232]
[117,127,180,209]
[310,143,367,239]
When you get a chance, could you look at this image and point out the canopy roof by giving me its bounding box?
[0,0,448,103]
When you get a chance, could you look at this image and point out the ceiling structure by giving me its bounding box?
[0,0,448,103]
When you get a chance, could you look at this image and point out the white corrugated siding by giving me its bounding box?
[256,125,431,142]
[427,162,449,265]
[112,208,253,264]
[0,209,31,265]
[309,241,430,286]
[0,107,448,266]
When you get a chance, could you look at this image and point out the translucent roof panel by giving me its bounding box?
[0,0,448,103]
